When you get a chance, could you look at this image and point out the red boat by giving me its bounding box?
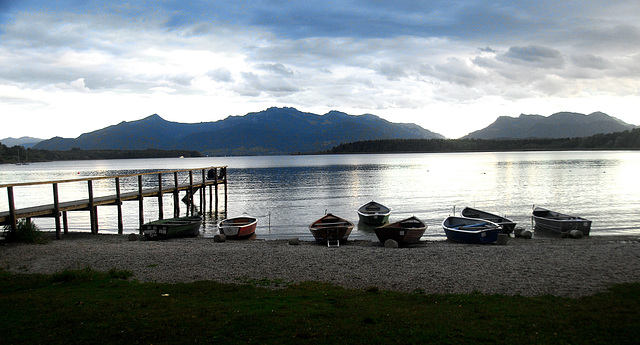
[309,213,354,246]
[218,216,257,239]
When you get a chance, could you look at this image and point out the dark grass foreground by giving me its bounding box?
[1,268,639,345]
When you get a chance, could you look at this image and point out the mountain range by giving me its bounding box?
[7,108,635,155]
[32,107,444,155]
[0,136,43,149]
[463,112,635,139]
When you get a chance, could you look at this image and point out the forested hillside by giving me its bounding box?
[0,145,202,164]
[329,128,640,153]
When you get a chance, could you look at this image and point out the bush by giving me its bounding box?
[2,219,48,244]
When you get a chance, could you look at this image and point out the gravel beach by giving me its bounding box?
[2,233,640,297]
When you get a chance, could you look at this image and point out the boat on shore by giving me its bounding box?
[218,216,258,239]
[309,213,354,246]
[357,201,391,225]
[460,207,516,234]
[532,207,592,235]
[374,216,427,245]
[142,216,202,240]
[442,216,501,244]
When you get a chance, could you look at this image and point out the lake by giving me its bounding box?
[1,151,639,241]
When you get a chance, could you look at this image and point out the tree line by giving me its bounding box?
[329,128,640,154]
[0,145,203,164]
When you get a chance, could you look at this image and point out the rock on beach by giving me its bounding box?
[2,233,640,297]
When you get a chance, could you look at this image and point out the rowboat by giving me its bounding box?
[442,216,501,244]
[532,207,591,235]
[357,201,391,225]
[374,216,427,245]
[142,216,202,240]
[218,216,258,239]
[309,213,354,246]
[460,206,517,234]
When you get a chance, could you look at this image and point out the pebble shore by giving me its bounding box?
[2,233,640,297]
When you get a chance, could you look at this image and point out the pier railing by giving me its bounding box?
[0,166,227,239]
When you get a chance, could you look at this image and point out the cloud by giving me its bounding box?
[571,54,611,70]
[500,45,565,69]
[0,0,639,139]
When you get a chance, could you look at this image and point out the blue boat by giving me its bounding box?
[442,216,501,244]
[460,206,516,234]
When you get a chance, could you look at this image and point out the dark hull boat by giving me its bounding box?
[309,213,354,246]
[532,207,591,235]
[374,216,427,245]
[461,207,516,234]
[142,216,202,240]
[357,201,391,225]
[218,216,258,239]
[442,216,501,244]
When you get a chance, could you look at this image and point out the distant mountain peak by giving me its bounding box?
[464,111,635,139]
[138,114,166,122]
[0,136,44,148]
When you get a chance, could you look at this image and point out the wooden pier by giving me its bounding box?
[0,166,227,239]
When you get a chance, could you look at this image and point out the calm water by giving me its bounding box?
[1,151,639,241]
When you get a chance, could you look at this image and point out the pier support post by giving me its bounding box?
[7,186,17,233]
[173,172,180,218]
[63,211,69,234]
[214,169,219,217]
[88,180,98,234]
[115,177,123,234]
[201,169,206,214]
[223,167,228,214]
[157,173,164,220]
[189,171,194,215]
[53,183,61,239]
[138,175,144,233]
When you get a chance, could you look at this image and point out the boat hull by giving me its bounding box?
[142,216,202,240]
[374,216,426,245]
[532,207,591,235]
[442,216,500,244]
[309,213,354,243]
[357,201,391,225]
[218,216,257,238]
[460,207,516,234]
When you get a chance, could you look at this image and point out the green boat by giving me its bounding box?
[142,216,202,240]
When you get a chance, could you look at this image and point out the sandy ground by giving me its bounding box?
[2,232,640,297]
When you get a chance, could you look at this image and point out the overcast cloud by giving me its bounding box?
[0,0,638,139]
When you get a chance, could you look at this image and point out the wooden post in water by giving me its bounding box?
[115,177,123,234]
[173,172,180,218]
[87,180,98,234]
[138,175,144,233]
[188,171,194,215]
[63,211,69,234]
[157,173,164,220]
[224,167,228,214]
[201,169,206,214]
[214,168,219,217]
[7,186,17,232]
[209,184,213,215]
[52,183,62,239]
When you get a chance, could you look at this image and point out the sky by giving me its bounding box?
[0,0,638,140]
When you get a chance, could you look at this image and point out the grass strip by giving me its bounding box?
[1,268,639,344]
